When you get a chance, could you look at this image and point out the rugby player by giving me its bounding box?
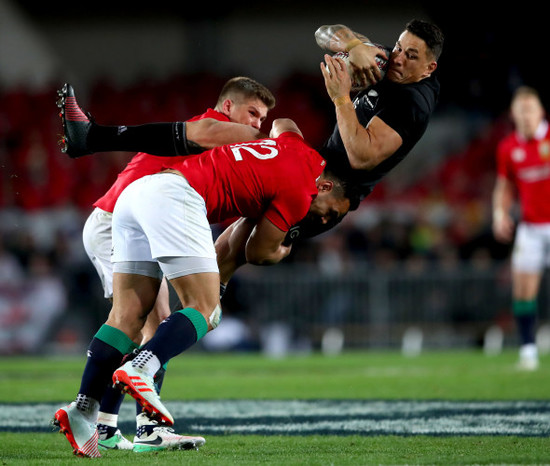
[59,77,275,452]
[492,86,550,371]
[53,117,356,458]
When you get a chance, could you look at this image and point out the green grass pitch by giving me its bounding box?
[1,350,549,464]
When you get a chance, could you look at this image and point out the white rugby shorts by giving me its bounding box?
[82,207,115,298]
[512,222,550,273]
[112,172,218,280]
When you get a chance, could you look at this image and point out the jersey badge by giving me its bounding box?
[364,89,380,110]
[538,140,550,160]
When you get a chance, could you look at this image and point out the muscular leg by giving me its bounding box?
[72,271,159,426]
[140,272,221,365]
[112,270,220,425]
[140,278,171,344]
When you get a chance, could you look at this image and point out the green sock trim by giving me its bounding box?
[94,324,137,355]
[513,300,537,317]
[176,308,208,340]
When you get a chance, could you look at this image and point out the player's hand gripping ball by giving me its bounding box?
[332,44,389,91]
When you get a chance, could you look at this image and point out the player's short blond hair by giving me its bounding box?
[217,76,276,110]
[512,86,541,103]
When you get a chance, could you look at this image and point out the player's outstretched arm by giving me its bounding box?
[186,119,265,150]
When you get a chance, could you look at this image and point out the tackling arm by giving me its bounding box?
[245,216,292,266]
[186,119,265,150]
[215,218,257,285]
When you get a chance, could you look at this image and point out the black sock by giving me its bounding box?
[99,385,125,420]
[79,337,125,402]
[516,314,537,345]
[88,122,183,156]
[141,309,207,365]
[513,300,537,345]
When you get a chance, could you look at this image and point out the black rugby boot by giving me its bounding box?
[56,83,94,158]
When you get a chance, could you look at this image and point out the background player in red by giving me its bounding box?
[66,77,276,451]
[54,117,354,457]
[492,86,550,371]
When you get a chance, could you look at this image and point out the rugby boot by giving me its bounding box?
[53,402,101,458]
[56,83,94,158]
[113,361,174,426]
[98,427,134,450]
[133,413,205,453]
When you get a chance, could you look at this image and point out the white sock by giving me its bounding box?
[131,350,161,377]
[97,412,118,428]
[75,394,100,423]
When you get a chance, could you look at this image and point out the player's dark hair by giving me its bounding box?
[322,166,361,211]
[218,76,276,109]
[405,19,444,61]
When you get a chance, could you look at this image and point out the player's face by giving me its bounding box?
[306,191,350,227]
[511,95,544,140]
[386,31,436,84]
[227,98,269,130]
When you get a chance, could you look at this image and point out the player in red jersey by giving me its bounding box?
[54,117,353,457]
[492,86,550,371]
[64,77,276,453]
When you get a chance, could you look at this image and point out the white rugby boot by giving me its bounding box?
[517,343,539,371]
[133,412,205,453]
[113,361,174,426]
[53,402,101,458]
[98,427,134,450]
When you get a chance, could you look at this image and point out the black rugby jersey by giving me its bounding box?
[320,74,440,198]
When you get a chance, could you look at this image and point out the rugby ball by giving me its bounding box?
[332,44,389,92]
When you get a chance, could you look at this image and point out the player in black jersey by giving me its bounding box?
[279,19,443,245]
[317,20,443,200]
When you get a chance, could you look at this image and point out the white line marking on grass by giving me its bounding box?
[2,400,550,436]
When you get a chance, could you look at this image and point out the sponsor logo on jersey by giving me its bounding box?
[518,163,550,182]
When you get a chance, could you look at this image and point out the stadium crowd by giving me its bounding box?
[0,72,516,354]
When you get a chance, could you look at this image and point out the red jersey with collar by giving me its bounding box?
[496,121,550,223]
[163,132,326,231]
[93,109,229,213]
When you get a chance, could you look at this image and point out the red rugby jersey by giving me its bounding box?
[93,109,229,213]
[163,132,326,231]
[496,121,550,223]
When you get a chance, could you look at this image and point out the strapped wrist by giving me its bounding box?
[345,38,363,52]
[333,95,352,107]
